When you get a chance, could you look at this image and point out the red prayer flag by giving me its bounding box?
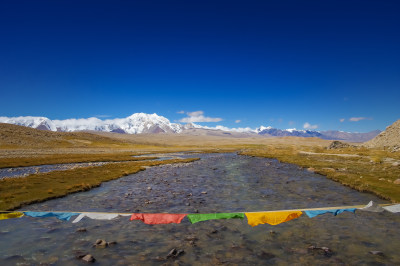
[130,213,187,224]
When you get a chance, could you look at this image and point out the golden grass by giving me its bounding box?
[0,158,199,211]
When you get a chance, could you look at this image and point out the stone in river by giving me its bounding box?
[167,248,185,259]
[93,239,108,248]
[369,250,384,256]
[81,254,96,263]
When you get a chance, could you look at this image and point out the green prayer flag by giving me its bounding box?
[187,213,244,224]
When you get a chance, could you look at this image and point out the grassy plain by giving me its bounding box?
[1,123,399,211]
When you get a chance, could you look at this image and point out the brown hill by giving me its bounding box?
[0,123,130,149]
[364,120,400,151]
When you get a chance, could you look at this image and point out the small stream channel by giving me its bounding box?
[0,162,108,179]
[0,153,399,265]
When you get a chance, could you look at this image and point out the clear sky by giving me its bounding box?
[0,0,399,132]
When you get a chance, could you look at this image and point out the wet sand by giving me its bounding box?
[0,153,399,265]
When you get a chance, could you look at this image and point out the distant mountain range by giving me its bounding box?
[0,113,381,142]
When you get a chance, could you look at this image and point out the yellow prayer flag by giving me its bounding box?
[0,212,24,220]
[245,211,302,226]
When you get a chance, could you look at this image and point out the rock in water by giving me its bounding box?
[81,254,95,263]
[166,248,185,259]
[93,239,108,248]
[369,250,384,256]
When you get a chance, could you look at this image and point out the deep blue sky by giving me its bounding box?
[1,0,399,132]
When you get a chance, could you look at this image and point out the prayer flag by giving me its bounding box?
[304,208,356,218]
[130,213,187,224]
[358,201,384,212]
[245,211,302,226]
[0,212,24,220]
[187,213,244,224]
[383,204,400,213]
[24,211,79,221]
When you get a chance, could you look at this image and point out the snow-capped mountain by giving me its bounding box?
[0,116,57,131]
[0,113,380,142]
[0,113,185,134]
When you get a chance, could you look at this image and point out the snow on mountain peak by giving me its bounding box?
[0,116,57,131]
[0,113,183,134]
[0,113,381,142]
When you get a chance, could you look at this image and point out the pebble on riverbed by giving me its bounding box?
[93,239,108,248]
[166,248,185,259]
[81,254,95,263]
[308,245,333,257]
[369,250,384,256]
[75,251,96,263]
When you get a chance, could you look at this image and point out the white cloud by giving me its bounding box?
[179,111,223,123]
[199,124,256,133]
[339,118,345,122]
[303,122,318,130]
[349,117,370,122]
[235,120,241,123]
[176,110,185,114]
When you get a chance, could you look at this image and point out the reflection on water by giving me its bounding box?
[1,153,399,265]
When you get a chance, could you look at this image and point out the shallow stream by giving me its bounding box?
[0,162,108,179]
[1,153,399,265]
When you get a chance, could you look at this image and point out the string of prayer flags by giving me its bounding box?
[130,213,187,224]
[187,213,244,224]
[72,213,131,223]
[304,208,356,218]
[0,211,24,220]
[1,202,398,226]
[245,211,303,226]
[24,211,79,221]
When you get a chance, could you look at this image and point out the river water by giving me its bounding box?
[0,162,108,179]
[0,153,399,265]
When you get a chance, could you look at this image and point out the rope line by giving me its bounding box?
[0,203,394,215]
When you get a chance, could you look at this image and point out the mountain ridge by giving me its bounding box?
[364,119,400,150]
[0,113,381,142]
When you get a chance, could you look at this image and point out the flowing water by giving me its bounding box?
[0,153,399,265]
[0,162,108,179]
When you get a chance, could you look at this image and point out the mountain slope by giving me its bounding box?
[0,123,129,149]
[364,119,400,150]
[319,130,381,142]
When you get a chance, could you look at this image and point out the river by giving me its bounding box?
[0,153,399,265]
